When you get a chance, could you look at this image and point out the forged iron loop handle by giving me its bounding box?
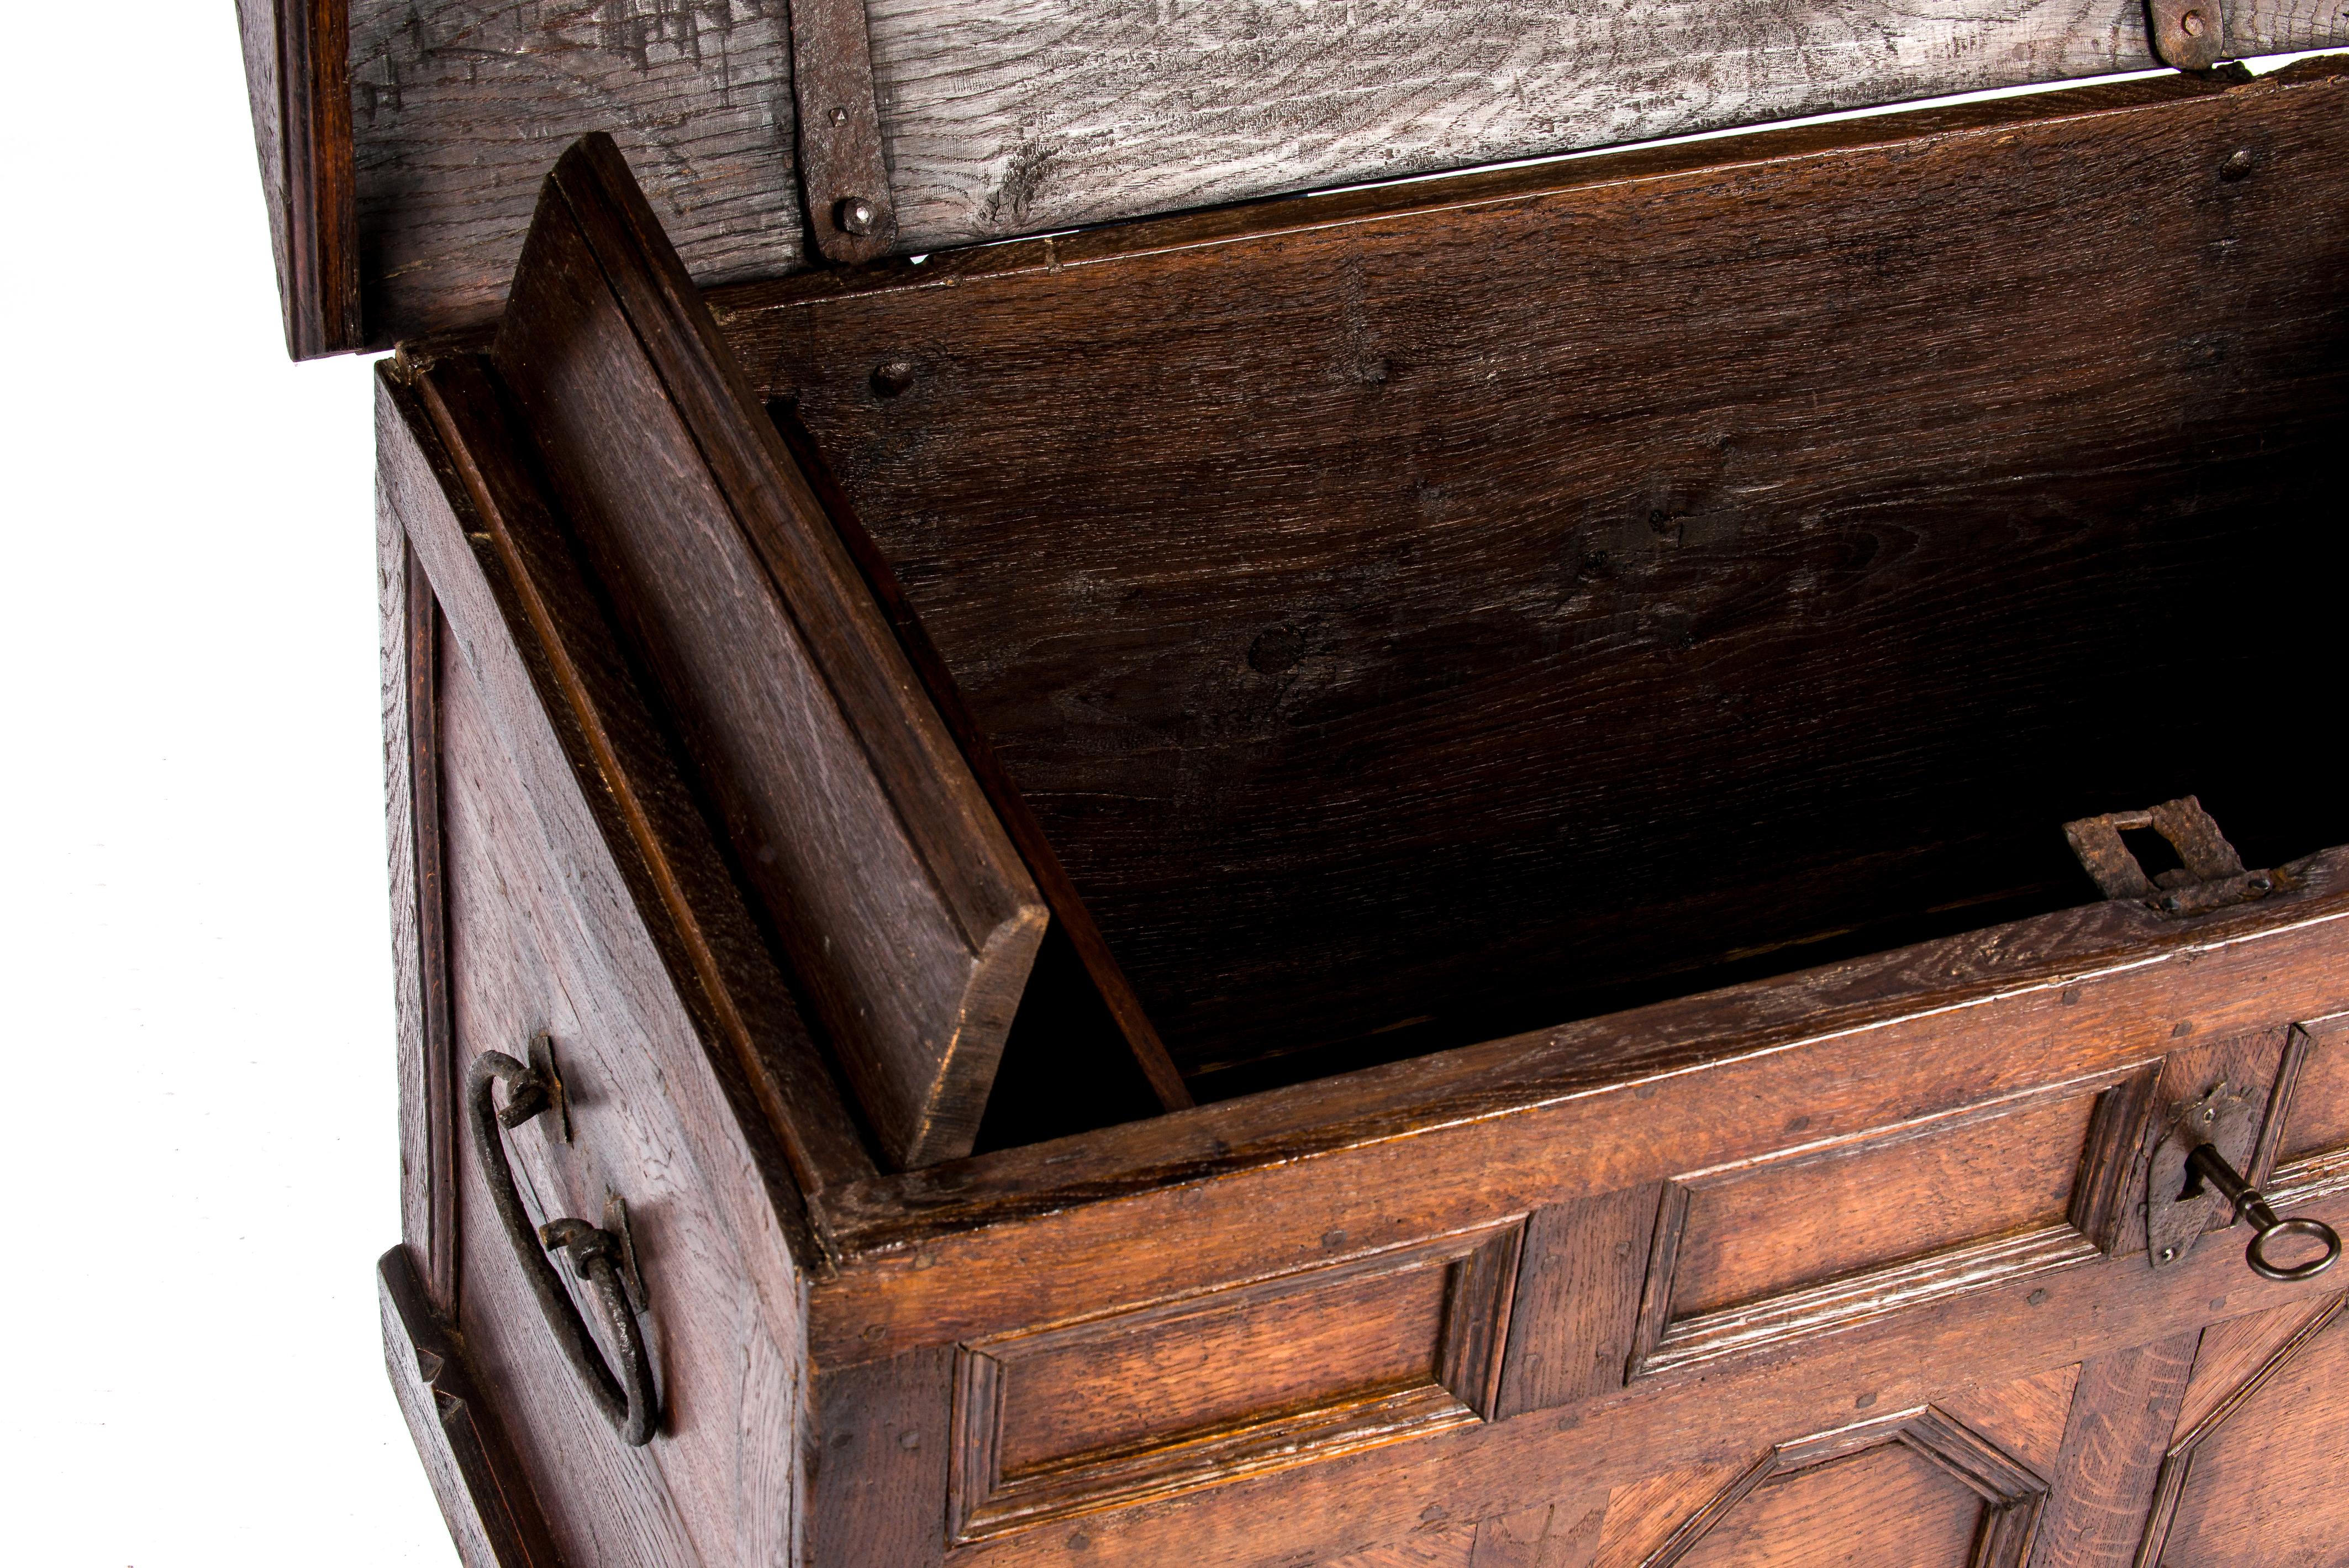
[467,1051,660,1445]
[2185,1141,2344,1284]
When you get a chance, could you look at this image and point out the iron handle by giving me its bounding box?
[2183,1142,2343,1284]
[467,1050,660,1445]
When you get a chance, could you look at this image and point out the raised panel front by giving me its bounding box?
[950,1223,1522,1540]
[1632,1077,2127,1375]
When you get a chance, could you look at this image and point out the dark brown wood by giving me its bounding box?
[384,359,872,1214]
[380,1245,563,1568]
[723,62,2349,1091]
[1495,1185,1661,1418]
[236,0,359,357]
[350,57,2349,1568]
[771,411,1193,1123]
[491,134,1053,1170]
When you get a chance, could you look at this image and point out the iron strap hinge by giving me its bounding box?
[788,0,897,265]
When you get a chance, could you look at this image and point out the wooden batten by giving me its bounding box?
[249,2,2349,353]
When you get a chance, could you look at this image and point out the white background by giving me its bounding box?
[0,5,2331,1564]
[0,4,448,1562]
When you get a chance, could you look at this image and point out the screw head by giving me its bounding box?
[836,196,878,236]
[2181,7,2207,34]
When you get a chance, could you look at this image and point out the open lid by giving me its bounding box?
[238,0,2342,359]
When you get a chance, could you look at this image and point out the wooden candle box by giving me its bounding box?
[243,5,2349,1564]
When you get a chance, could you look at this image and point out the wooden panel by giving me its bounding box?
[740,65,2349,1088]
[491,134,1049,1170]
[919,1181,2349,1568]
[314,2,2349,346]
[381,369,825,1566]
[950,1224,1521,1540]
[438,603,808,1568]
[1625,1080,2119,1376]
[2143,1297,2349,1567]
[1640,1403,2048,1567]
[1669,1089,2097,1320]
[1674,1444,1982,1567]
[2279,1015,2349,1164]
[1496,1185,1661,1418]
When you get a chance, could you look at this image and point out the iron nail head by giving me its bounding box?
[2181,7,2207,34]
[836,196,878,236]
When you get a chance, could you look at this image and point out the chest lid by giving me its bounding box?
[238,0,2342,360]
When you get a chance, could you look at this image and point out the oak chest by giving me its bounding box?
[241,4,2349,1565]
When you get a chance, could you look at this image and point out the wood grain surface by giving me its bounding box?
[733,62,2349,1089]
[237,0,361,355]
[809,853,2349,1364]
[492,134,1050,1169]
[302,2,2349,348]
[919,1203,2349,1568]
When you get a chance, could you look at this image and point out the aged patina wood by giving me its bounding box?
[351,41,2349,1568]
[249,2,2349,350]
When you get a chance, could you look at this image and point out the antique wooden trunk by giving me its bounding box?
[242,4,2349,1565]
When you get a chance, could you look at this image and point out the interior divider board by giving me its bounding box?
[717,61,2349,1088]
[486,133,1056,1171]
[274,3,2349,349]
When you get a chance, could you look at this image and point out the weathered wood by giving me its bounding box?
[492,134,1052,1169]
[434,552,812,1568]
[277,2,2349,350]
[730,62,2349,1088]
[236,0,359,356]
[382,504,457,1312]
[344,1,805,347]
[380,1245,563,1568]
